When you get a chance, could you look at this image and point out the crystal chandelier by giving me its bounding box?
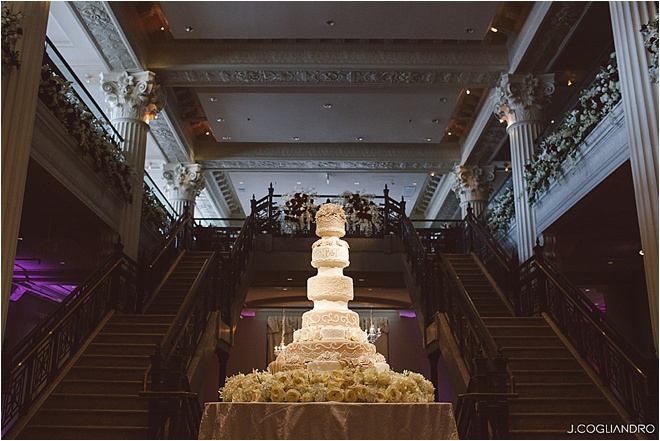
[365,309,381,344]
[274,308,287,357]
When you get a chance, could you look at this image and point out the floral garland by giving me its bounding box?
[279,191,318,235]
[38,64,133,202]
[485,186,514,233]
[1,4,22,69]
[524,53,621,205]
[641,12,659,83]
[141,183,170,234]
[336,191,383,237]
[220,366,435,403]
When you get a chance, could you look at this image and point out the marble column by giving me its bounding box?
[162,163,205,217]
[450,164,495,219]
[609,2,659,352]
[101,71,164,260]
[1,2,50,341]
[494,73,555,262]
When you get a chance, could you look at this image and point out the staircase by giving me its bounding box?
[445,254,631,440]
[15,251,212,440]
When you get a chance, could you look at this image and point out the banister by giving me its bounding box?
[146,211,192,268]
[531,257,649,381]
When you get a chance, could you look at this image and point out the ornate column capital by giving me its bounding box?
[451,164,495,202]
[100,70,166,123]
[494,73,555,126]
[163,163,205,201]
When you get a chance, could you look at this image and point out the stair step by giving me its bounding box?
[509,413,624,431]
[76,354,150,367]
[67,366,146,381]
[18,424,148,440]
[509,397,615,413]
[32,408,148,426]
[95,332,164,345]
[108,314,175,325]
[507,357,582,370]
[513,369,591,383]
[86,342,156,356]
[482,317,546,326]
[515,383,603,398]
[56,379,143,394]
[487,325,556,337]
[494,336,564,347]
[102,322,171,334]
[45,393,148,410]
[500,346,572,358]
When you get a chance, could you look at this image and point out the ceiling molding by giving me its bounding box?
[148,111,192,163]
[202,159,455,174]
[69,1,141,72]
[158,69,503,88]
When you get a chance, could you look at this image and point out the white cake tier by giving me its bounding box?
[311,245,349,268]
[278,341,387,367]
[315,204,346,238]
[307,274,353,302]
[302,310,360,328]
[294,325,367,343]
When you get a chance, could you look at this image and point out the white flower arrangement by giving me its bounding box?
[141,183,170,234]
[38,64,133,202]
[524,53,621,205]
[485,186,514,233]
[335,191,383,237]
[220,366,435,403]
[278,190,318,235]
[641,12,659,83]
[1,4,23,69]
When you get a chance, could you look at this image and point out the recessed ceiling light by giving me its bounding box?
[209,97,218,102]
[354,182,360,185]
[432,119,439,124]
[282,288,288,291]
[356,137,364,141]
[216,117,224,122]
[608,260,614,265]
[185,26,194,32]
[490,27,498,33]
[296,182,301,185]
[358,278,365,282]
[324,103,332,109]
[466,89,471,95]
[292,136,300,141]
[425,137,432,142]
[447,131,452,136]
[439,97,447,102]
[287,277,293,281]
[160,26,165,31]
[59,261,66,265]
[239,181,244,185]
[205,131,210,136]
[325,20,335,26]
[639,250,645,256]
[222,136,231,140]
[465,28,475,34]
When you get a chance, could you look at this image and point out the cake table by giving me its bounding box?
[198,402,459,439]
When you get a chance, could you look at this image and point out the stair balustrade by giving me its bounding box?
[1,247,140,435]
[519,245,658,427]
[142,254,218,439]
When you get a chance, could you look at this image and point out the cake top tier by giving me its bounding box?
[315,203,346,238]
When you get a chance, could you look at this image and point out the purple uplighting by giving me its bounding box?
[399,310,416,318]
[240,309,256,317]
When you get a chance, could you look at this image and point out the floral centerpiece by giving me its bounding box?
[1,4,23,70]
[336,191,383,237]
[220,366,434,403]
[485,185,514,233]
[38,64,133,202]
[524,53,621,204]
[141,183,170,235]
[641,12,659,83]
[279,191,318,235]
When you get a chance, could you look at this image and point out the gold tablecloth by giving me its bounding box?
[198,402,459,439]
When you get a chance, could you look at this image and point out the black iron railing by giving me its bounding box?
[519,247,657,427]
[142,254,218,439]
[1,248,140,434]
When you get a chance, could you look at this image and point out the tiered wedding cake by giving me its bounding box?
[268,203,389,374]
[220,203,434,403]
